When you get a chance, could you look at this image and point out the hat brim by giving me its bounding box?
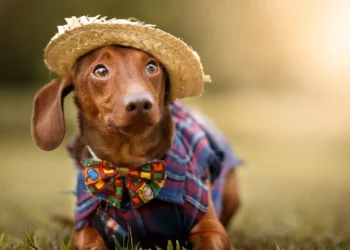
[44,17,205,100]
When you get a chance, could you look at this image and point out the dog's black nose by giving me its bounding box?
[124,93,153,113]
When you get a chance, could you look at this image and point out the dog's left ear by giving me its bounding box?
[31,75,73,151]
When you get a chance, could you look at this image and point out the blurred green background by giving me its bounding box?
[1,0,350,248]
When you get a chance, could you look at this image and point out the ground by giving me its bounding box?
[1,89,350,249]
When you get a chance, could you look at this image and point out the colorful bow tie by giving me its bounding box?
[83,158,166,208]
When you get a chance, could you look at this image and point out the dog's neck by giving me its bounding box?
[76,106,174,167]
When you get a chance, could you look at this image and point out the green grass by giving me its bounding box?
[0,227,187,250]
[1,90,350,249]
[1,227,350,250]
[0,227,72,250]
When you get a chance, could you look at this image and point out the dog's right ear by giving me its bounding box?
[31,75,73,151]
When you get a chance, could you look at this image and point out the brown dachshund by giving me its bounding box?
[31,46,240,250]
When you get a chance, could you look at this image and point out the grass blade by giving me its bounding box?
[60,242,69,250]
[0,233,4,250]
[275,242,283,250]
[167,240,174,250]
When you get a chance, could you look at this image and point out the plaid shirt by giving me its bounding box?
[70,101,242,249]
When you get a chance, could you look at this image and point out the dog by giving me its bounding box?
[31,16,241,250]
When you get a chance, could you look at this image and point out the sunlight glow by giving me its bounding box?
[325,0,350,77]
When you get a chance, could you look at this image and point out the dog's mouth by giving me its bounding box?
[118,124,154,135]
[106,119,157,135]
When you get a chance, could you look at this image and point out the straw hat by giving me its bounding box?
[44,15,211,100]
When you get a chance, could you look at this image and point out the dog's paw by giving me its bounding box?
[194,240,230,250]
[191,231,231,250]
[73,227,107,250]
[77,242,107,250]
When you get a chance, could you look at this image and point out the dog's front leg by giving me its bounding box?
[73,227,107,250]
[189,182,231,250]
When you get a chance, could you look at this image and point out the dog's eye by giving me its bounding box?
[145,61,158,74]
[93,65,108,77]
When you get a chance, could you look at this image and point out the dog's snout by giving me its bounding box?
[124,93,154,114]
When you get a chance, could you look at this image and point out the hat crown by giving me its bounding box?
[45,15,208,100]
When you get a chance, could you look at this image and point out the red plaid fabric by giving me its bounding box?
[68,101,242,249]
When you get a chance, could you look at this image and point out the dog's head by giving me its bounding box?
[32,46,170,151]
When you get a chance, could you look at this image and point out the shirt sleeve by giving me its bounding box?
[189,109,243,217]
